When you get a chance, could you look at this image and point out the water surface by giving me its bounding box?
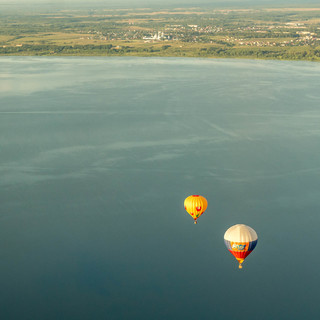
[1,57,320,319]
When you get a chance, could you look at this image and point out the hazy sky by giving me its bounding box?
[0,0,318,7]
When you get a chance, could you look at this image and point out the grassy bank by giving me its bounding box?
[1,42,320,61]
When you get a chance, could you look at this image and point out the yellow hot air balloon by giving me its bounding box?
[184,195,208,224]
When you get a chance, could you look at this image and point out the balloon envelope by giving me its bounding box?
[184,195,208,224]
[224,224,258,268]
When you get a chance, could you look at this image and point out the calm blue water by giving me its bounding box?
[1,57,320,319]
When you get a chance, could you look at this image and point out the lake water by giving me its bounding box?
[1,57,320,319]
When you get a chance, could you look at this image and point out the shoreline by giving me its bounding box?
[1,51,319,62]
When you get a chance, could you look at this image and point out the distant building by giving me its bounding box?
[143,31,165,41]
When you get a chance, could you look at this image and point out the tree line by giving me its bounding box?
[1,44,320,61]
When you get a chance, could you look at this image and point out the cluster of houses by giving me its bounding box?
[79,21,319,46]
[225,30,320,47]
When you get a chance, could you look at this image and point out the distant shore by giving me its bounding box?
[1,6,320,61]
[1,43,319,62]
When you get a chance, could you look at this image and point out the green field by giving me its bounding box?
[1,5,320,60]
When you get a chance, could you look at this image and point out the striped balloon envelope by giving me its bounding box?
[184,195,207,224]
[224,224,258,269]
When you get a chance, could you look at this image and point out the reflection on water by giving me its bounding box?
[1,57,320,319]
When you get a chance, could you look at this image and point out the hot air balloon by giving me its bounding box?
[224,224,258,269]
[184,195,207,224]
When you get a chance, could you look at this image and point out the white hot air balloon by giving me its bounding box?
[224,224,258,269]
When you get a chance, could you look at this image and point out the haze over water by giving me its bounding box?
[1,57,320,319]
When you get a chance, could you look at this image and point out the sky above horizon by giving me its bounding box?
[0,0,319,7]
